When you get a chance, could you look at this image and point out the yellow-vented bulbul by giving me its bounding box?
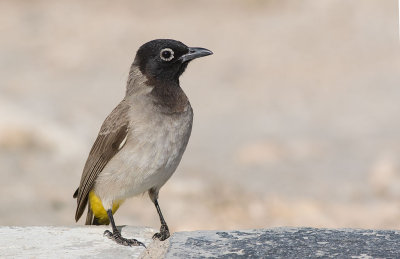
[73,39,212,246]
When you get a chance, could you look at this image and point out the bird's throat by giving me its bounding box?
[150,81,189,114]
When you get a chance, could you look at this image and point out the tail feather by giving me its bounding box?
[85,201,94,225]
[73,188,79,198]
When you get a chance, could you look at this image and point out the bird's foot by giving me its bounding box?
[152,224,170,241]
[104,230,146,247]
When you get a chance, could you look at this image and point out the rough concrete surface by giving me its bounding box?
[2,226,400,258]
[0,226,154,258]
[139,239,170,259]
[165,227,400,258]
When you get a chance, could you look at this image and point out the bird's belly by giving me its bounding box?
[94,108,193,208]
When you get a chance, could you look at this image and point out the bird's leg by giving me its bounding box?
[104,209,145,247]
[152,199,170,241]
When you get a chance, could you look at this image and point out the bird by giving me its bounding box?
[73,39,212,247]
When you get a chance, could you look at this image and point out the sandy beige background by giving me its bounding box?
[1,0,399,232]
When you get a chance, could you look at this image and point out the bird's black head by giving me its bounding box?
[134,39,212,83]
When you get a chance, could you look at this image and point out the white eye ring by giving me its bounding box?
[160,48,174,61]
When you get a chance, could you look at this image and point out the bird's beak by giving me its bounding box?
[179,47,213,63]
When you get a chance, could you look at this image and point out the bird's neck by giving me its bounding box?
[125,65,149,96]
[149,79,189,114]
[125,65,189,114]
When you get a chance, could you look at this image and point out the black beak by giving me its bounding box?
[179,47,213,63]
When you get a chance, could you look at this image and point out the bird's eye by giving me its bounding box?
[160,48,174,61]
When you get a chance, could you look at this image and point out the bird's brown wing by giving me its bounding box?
[74,100,130,222]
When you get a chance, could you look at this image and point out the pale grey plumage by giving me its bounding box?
[74,66,193,222]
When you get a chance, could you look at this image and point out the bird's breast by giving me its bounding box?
[94,102,193,203]
[128,104,193,172]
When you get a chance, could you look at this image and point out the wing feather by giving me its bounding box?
[74,100,130,222]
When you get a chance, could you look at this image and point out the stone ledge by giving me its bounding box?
[0,226,153,258]
[2,226,400,258]
[163,228,400,258]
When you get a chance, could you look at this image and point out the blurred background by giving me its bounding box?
[0,0,399,231]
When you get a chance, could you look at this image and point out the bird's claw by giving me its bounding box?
[152,224,170,241]
[104,230,146,247]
